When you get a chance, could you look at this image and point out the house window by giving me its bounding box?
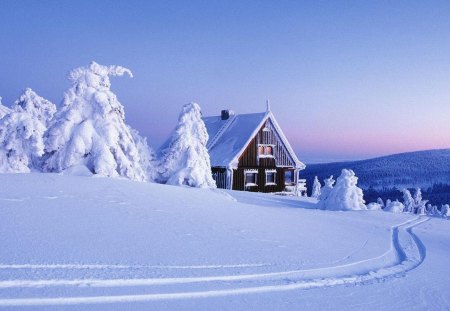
[258,145,264,155]
[285,170,294,185]
[265,169,277,186]
[258,144,275,158]
[244,169,258,187]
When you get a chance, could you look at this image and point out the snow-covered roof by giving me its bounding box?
[202,110,305,170]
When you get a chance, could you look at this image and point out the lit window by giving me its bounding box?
[265,169,277,186]
[258,145,264,155]
[258,144,275,158]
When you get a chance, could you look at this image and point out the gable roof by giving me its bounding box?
[203,110,305,170]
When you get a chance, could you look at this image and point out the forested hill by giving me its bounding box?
[302,149,450,204]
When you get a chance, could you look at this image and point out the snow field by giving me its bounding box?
[0,173,448,310]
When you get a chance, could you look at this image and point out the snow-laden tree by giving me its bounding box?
[15,88,56,126]
[384,199,405,213]
[318,175,335,204]
[416,199,428,215]
[413,188,427,214]
[377,197,385,208]
[158,102,216,188]
[44,61,151,181]
[321,169,366,211]
[131,128,157,181]
[0,89,55,173]
[0,97,11,119]
[311,176,321,199]
[402,189,415,213]
[427,204,440,216]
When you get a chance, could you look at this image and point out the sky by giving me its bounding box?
[0,0,449,163]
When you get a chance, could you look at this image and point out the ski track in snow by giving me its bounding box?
[0,217,429,306]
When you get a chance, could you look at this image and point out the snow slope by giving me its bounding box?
[0,174,449,310]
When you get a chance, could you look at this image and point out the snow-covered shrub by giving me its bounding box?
[0,89,56,173]
[402,189,415,213]
[158,102,216,188]
[44,61,151,181]
[321,169,366,211]
[0,97,11,119]
[441,204,450,218]
[311,176,321,199]
[367,202,383,211]
[384,200,405,213]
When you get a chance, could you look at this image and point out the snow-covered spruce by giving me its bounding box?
[311,176,321,199]
[320,169,366,211]
[43,62,152,181]
[0,89,56,173]
[0,97,11,119]
[402,189,415,213]
[158,102,216,188]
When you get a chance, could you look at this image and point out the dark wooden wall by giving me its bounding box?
[232,167,286,192]
[212,168,227,189]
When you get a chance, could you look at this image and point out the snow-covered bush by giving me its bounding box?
[441,204,450,218]
[0,97,11,119]
[0,89,56,173]
[320,169,366,211]
[402,189,415,213]
[44,61,151,181]
[367,202,383,211]
[384,200,405,213]
[158,102,216,188]
[311,176,321,199]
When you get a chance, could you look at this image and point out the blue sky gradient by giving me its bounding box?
[1,0,449,163]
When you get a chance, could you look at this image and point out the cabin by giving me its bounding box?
[203,104,307,194]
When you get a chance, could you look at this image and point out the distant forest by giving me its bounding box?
[363,183,450,206]
[302,149,450,206]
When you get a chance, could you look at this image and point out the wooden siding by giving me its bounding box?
[232,167,286,192]
[238,119,295,169]
[212,168,227,189]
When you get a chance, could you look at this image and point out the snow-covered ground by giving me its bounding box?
[0,174,449,310]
